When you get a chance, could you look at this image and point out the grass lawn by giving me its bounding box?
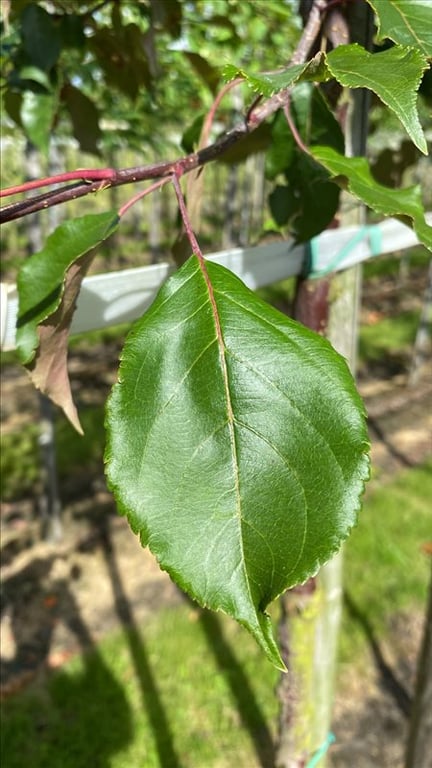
[1,607,279,768]
[339,458,432,665]
[358,310,420,366]
[2,459,431,768]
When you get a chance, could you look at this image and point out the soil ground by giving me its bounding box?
[1,264,431,767]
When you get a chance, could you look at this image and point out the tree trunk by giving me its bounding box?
[276,262,360,768]
[275,3,373,764]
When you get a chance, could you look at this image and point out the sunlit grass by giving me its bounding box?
[358,310,420,364]
[1,607,279,768]
[339,458,432,664]
[362,245,429,280]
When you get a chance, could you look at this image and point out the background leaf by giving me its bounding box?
[62,84,102,156]
[106,256,370,668]
[269,154,340,240]
[293,84,344,152]
[266,86,343,240]
[20,91,58,153]
[367,0,432,57]
[183,52,221,94]
[265,111,296,180]
[311,146,432,250]
[89,25,152,101]
[21,3,61,71]
[219,123,272,163]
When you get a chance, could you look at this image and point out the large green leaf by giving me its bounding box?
[326,44,428,154]
[105,256,370,668]
[17,211,119,364]
[311,146,432,251]
[367,0,432,57]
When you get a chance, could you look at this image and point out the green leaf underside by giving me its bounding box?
[326,44,428,154]
[222,53,329,97]
[368,0,432,57]
[105,256,370,669]
[17,211,119,363]
[311,146,432,251]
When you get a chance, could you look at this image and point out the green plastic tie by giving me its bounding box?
[309,224,382,278]
[306,732,336,768]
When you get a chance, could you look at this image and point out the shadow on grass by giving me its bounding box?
[197,607,275,768]
[368,416,415,468]
[344,590,411,717]
[98,518,184,768]
[1,554,133,768]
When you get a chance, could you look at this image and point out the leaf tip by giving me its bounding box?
[63,399,84,435]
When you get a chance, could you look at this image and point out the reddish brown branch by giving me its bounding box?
[0,0,327,225]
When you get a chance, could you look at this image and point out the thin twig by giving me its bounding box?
[171,173,203,260]
[283,99,311,155]
[118,177,171,218]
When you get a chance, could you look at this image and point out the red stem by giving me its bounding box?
[283,99,311,155]
[199,78,244,151]
[118,177,171,218]
[0,169,116,198]
[171,173,203,261]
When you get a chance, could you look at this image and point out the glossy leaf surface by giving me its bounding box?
[326,44,428,154]
[106,256,370,668]
[311,146,432,251]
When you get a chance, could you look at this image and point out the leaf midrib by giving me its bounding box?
[199,258,258,616]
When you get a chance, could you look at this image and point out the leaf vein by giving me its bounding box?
[132,297,211,400]
[228,350,347,483]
